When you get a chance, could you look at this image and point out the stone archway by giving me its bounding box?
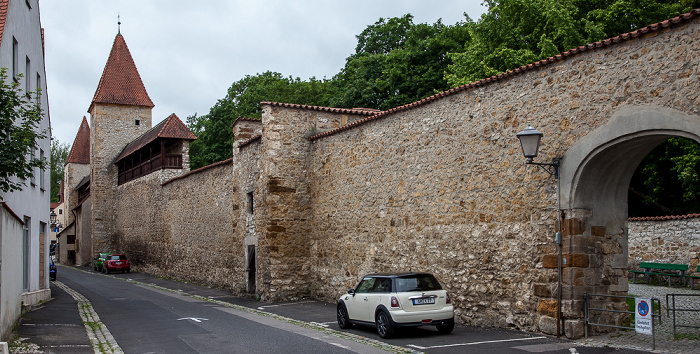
[554,105,700,337]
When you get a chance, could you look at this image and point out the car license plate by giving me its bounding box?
[412,297,435,305]
[115,261,121,265]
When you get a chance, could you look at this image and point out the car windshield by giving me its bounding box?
[395,274,442,292]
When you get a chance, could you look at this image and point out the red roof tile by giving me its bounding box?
[0,0,8,46]
[308,8,700,141]
[260,102,383,116]
[115,113,196,163]
[629,213,700,222]
[65,117,90,165]
[89,34,154,112]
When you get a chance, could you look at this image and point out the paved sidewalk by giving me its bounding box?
[576,283,700,354]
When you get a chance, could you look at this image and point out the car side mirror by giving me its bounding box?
[347,289,355,296]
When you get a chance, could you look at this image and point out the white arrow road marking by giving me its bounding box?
[177,317,209,323]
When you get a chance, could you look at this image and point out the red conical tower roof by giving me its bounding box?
[65,116,91,165]
[88,33,154,112]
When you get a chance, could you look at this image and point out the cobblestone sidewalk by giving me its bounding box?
[577,283,699,353]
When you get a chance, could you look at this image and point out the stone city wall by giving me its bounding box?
[115,160,239,292]
[628,214,700,272]
[301,18,700,334]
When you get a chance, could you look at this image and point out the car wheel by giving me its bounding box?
[375,311,394,339]
[126,269,130,273]
[436,318,454,334]
[337,304,351,329]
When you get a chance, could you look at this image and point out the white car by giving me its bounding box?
[337,272,454,338]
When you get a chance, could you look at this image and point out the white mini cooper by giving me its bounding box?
[337,272,454,338]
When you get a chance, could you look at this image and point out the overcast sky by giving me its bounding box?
[40,1,488,146]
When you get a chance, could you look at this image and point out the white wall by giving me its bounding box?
[0,0,51,340]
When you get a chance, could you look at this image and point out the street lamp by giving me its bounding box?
[516,125,563,338]
[516,126,559,178]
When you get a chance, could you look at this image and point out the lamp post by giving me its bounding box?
[516,125,563,338]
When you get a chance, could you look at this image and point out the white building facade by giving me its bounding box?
[0,0,52,340]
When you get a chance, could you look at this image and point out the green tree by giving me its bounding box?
[333,15,473,110]
[629,138,700,216]
[446,0,700,87]
[0,69,48,196]
[50,139,69,203]
[446,0,583,87]
[187,72,336,169]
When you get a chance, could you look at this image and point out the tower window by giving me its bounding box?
[247,191,254,214]
[135,119,140,126]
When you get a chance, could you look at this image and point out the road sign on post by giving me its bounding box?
[635,298,653,334]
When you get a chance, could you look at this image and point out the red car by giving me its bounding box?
[102,254,130,274]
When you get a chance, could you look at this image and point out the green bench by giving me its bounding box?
[630,262,688,287]
[688,266,700,290]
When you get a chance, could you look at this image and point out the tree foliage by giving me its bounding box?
[332,15,472,110]
[0,68,48,196]
[187,72,337,169]
[629,138,700,216]
[446,0,700,87]
[50,139,69,203]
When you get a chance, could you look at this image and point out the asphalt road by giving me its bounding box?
[16,265,654,353]
[55,266,390,353]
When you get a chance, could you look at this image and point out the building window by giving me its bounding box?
[23,217,30,291]
[30,149,36,186]
[247,191,254,214]
[58,209,63,215]
[39,149,45,190]
[36,73,41,105]
[12,37,19,81]
[135,119,140,126]
[25,56,31,93]
[66,235,76,244]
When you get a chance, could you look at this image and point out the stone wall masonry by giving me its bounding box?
[303,18,700,335]
[90,103,152,255]
[232,140,261,296]
[628,215,700,271]
[242,106,376,301]
[115,161,239,292]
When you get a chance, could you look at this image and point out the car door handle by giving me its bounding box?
[363,297,369,301]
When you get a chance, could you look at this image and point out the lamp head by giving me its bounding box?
[516,126,543,162]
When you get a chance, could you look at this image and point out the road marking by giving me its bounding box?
[407,336,546,350]
[330,342,351,349]
[309,321,336,328]
[256,300,315,310]
[177,317,209,323]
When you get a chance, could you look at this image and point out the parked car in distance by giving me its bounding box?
[49,257,56,281]
[102,254,130,274]
[337,272,454,338]
[93,253,112,271]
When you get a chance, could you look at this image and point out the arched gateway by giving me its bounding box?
[554,106,700,337]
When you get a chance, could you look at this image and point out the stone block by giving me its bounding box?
[590,226,605,237]
[533,284,552,297]
[565,319,585,339]
[538,299,558,317]
[538,315,558,335]
[561,218,586,236]
[542,254,558,268]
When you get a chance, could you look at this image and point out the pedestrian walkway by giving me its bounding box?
[577,283,700,354]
